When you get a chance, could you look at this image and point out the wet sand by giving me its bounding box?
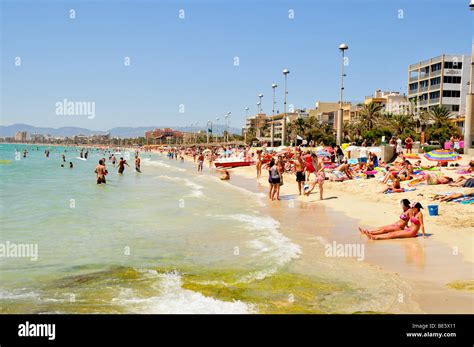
[226,166,474,314]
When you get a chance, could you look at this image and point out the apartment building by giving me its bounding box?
[408,54,470,115]
[364,90,410,114]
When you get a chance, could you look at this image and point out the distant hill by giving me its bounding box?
[0,124,241,138]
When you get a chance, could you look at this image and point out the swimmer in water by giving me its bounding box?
[62,153,66,162]
[95,159,107,184]
[118,157,129,175]
[135,155,141,172]
[69,162,74,168]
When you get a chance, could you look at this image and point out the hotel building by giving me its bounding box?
[408,54,470,115]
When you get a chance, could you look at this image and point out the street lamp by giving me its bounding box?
[464,1,474,152]
[206,119,212,144]
[225,112,231,143]
[271,83,278,147]
[282,68,290,146]
[215,117,219,143]
[258,94,264,113]
[337,43,348,146]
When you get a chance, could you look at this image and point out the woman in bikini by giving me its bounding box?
[256,150,263,178]
[359,199,411,235]
[368,202,425,240]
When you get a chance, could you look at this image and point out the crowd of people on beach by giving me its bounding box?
[14,134,473,241]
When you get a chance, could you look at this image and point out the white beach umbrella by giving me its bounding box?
[367,147,382,153]
[344,145,358,152]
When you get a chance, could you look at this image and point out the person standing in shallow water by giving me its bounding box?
[135,155,141,172]
[118,157,129,175]
[95,159,107,184]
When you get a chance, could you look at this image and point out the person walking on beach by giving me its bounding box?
[404,136,413,154]
[197,152,204,172]
[305,154,325,200]
[256,150,263,178]
[295,152,305,195]
[267,158,281,200]
[336,145,344,164]
[95,159,107,184]
[396,137,403,156]
[118,157,129,175]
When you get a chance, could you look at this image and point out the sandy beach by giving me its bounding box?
[218,153,473,313]
[157,147,473,314]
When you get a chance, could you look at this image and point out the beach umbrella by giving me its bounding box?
[424,149,461,162]
[347,158,358,165]
[316,151,331,157]
[202,149,212,154]
[404,153,420,159]
[344,145,358,152]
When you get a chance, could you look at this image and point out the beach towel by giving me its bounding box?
[452,197,474,204]
[384,187,417,194]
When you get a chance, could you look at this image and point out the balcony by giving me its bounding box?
[419,86,429,93]
[429,84,440,90]
[429,98,440,105]
[419,99,428,106]
[430,70,442,77]
[408,88,418,95]
[409,75,419,82]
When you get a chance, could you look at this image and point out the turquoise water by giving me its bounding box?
[0,144,417,313]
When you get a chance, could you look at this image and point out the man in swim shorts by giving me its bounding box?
[95,159,107,184]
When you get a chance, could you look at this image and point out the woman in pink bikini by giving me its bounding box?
[367,202,425,240]
[359,199,411,235]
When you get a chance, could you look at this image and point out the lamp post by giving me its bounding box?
[337,43,348,146]
[271,83,277,147]
[215,117,219,143]
[206,120,212,144]
[282,68,290,146]
[256,103,261,138]
[258,94,264,114]
[464,1,474,152]
[225,112,231,143]
[244,107,249,144]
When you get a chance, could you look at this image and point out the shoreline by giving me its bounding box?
[220,162,473,314]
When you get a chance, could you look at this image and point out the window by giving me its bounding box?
[409,83,418,90]
[429,91,440,99]
[442,90,461,98]
[452,105,460,111]
[443,76,461,84]
[420,80,429,88]
[430,77,441,86]
[444,61,463,69]
[431,63,442,71]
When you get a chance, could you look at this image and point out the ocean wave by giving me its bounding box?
[155,175,204,198]
[112,270,255,314]
[141,158,186,172]
[0,288,40,300]
[203,214,302,284]
[196,175,266,206]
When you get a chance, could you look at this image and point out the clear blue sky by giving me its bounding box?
[1,0,472,131]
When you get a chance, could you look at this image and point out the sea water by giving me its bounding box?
[0,144,418,314]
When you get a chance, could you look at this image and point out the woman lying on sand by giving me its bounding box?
[366,202,425,240]
[421,173,454,185]
[359,199,411,235]
[432,189,474,202]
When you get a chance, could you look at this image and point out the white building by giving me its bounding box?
[408,54,470,115]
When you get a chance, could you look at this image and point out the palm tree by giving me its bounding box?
[357,102,384,131]
[428,105,453,127]
[289,117,306,144]
[390,114,413,135]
